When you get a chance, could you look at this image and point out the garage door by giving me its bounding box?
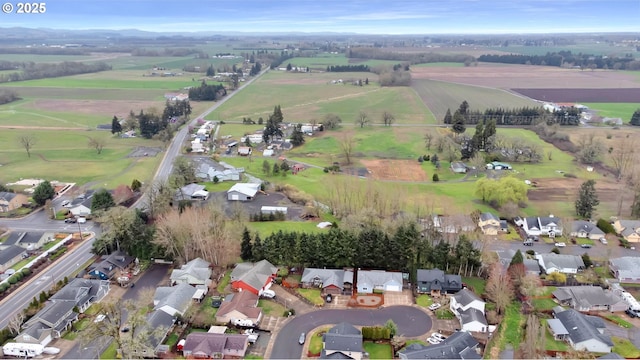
[230,194,239,200]
[385,285,402,292]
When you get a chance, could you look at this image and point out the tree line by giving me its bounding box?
[0,61,111,83]
[188,81,227,101]
[326,64,370,72]
[443,102,581,126]
[347,47,474,65]
[0,89,20,105]
[478,51,638,70]
[241,224,482,279]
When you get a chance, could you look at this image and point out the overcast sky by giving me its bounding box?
[3,0,638,34]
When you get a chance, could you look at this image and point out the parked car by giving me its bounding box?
[299,332,306,345]
[325,294,333,303]
[581,244,592,248]
[626,308,639,318]
[427,337,442,345]
[428,303,441,311]
[94,314,106,323]
[555,242,566,247]
[431,333,447,342]
[64,217,77,223]
[261,289,276,299]
[61,200,70,207]
[77,217,87,224]
[600,237,608,244]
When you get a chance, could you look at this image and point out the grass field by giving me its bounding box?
[582,102,640,120]
[297,288,324,306]
[411,79,540,121]
[363,342,393,359]
[0,129,163,186]
[247,221,327,236]
[287,54,400,70]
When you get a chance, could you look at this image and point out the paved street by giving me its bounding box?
[269,306,432,359]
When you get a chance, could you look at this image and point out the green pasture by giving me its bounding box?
[488,43,631,57]
[0,129,163,186]
[286,54,401,70]
[413,62,466,68]
[411,79,540,120]
[0,103,106,128]
[0,86,165,101]
[247,221,327,236]
[582,102,640,120]
[218,123,265,138]
[207,71,383,121]
[0,54,98,62]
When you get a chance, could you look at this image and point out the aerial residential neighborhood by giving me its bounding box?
[1,1,640,360]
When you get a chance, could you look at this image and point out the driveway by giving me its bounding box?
[269,306,432,359]
[605,322,640,348]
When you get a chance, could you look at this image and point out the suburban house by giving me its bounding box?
[17,301,77,346]
[450,162,468,174]
[569,220,605,240]
[450,289,489,333]
[153,283,198,317]
[230,259,277,295]
[550,307,613,353]
[5,231,52,252]
[535,253,585,275]
[431,214,477,234]
[88,250,135,280]
[181,332,249,358]
[176,183,209,201]
[301,268,351,295]
[356,270,403,293]
[322,322,363,360]
[515,216,563,237]
[478,212,507,235]
[609,257,640,283]
[0,192,28,212]
[170,257,212,290]
[48,278,110,313]
[0,245,27,272]
[398,330,480,359]
[416,268,462,296]
[552,286,627,312]
[613,220,640,243]
[134,309,177,358]
[227,183,261,201]
[496,250,540,275]
[215,291,262,326]
[196,163,240,182]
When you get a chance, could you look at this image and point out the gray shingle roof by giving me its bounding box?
[523,259,541,274]
[552,286,622,310]
[0,192,17,202]
[536,253,585,272]
[547,318,569,336]
[154,283,197,315]
[230,260,277,292]
[555,308,613,347]
[139,309,176,349]
[301,268,346,290]
[417,268,462,292]
[571,220,604,236]
[323,322,362,353]
[459,307,487,326]
[452,288,482,307]
[398,331,479,359]
[170,257,211,285]
[479,212,499,222]
[610,257,640,279]
[184,332,248,355]
[0,245,26,265]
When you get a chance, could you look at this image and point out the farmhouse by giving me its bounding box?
[609,257,640,283]
[551,307,613,353]
[0,192,28,212]
[416,268,462,296]
[552,286,626,312]
[485,161,512,170]
[176,183,209,201]
[535,253,584,274]
[227,183,261,201]
[356,270,403,293]
[570,220,605,240]
[613,220,640,243]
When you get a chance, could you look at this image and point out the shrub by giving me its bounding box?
[563,173,577,178]
[597,218,615,234]
[8,276,18,284]
[0,283,8,292]
[432,173,439,182]
[525,250,535,256]
[15,272,23,281]
[274,184,314,206]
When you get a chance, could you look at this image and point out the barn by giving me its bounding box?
[227,183,261,201]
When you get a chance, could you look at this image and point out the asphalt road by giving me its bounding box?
[487,238,639,259]
[270,306,432,360]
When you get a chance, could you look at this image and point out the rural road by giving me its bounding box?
[269,306,432,359]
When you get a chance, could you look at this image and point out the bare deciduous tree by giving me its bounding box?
[356,111,370,128]
[485,263,514,315]
[339,133,356,165]
[424,132,434,150]
[19,134,36,158]
[610,136,636,180]
[88,136,107,154]
[7,312,24,336]
[521,314,546,358]
[143,180,173,219]
[381,111,395,126]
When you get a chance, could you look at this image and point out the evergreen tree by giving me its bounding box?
[206,64,215,77]
[241,228,253,261]
[290,124,305,146]
[91,189,116,213]
[575,179,600,219]
[471,121,484,151]
[111,116,122,135]
[631,109,640,126]
[452,110,466,135]
[443,108,453,124]
[483,119,497,149]
[280,161,290,173]
[252,234,263,261]
[510,249,524,266]
[131,179,142,192]
[32,180,54,206]
[262,160,271,175]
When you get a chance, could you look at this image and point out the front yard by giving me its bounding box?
[532,298,557,311]
[415,294,433,308]
[258,299,286,316]
[363,342,393,359]
[297,288,324,306]
[612,337,640,358]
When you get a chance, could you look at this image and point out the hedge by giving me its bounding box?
[362,326,391,340]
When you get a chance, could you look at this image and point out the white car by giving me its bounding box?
[428,303,441,311]
[261,289,276,299]
[427,337,442,345]
[555,242,566,248]
[61,200,71,207]
[94,314,106,323]
[600,237,608,244]
[430,333,447,342]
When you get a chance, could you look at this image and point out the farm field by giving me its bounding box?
[411,79,539,120]
[487,43,634,57]
[287,55,401,70]
[0,129,163,187]
[582,103,640,120]
[512,88,640,103]
[411,63,640,89]
[206,70,432,124]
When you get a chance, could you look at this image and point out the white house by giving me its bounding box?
[515,216,563,237]
[569,220,604,240]
[450,288,489,333]
[356,270,403,293]
[170,258,212,290]
[153,283,197,316]
[552,308,613,353]
[535,253,585,275]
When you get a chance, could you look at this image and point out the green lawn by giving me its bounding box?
[308,328,329,355]
[415,294,433,308]
[363,342,393,359]
[613,337,640,358]
[532,298,558,311]
[602,314,633,328]
[540,286,557,297]
[258,299,286,316]
[217,270,231,293]
[462,277,487,296]
[164,333,179,347]
[297,288,324,306]
[500,302,525,350]
[435,309,455,320]
[247,221,327,236]
[543,323,569,351]
[582,103,640,120]
[100,341,117,360]
[196,297,219,320]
